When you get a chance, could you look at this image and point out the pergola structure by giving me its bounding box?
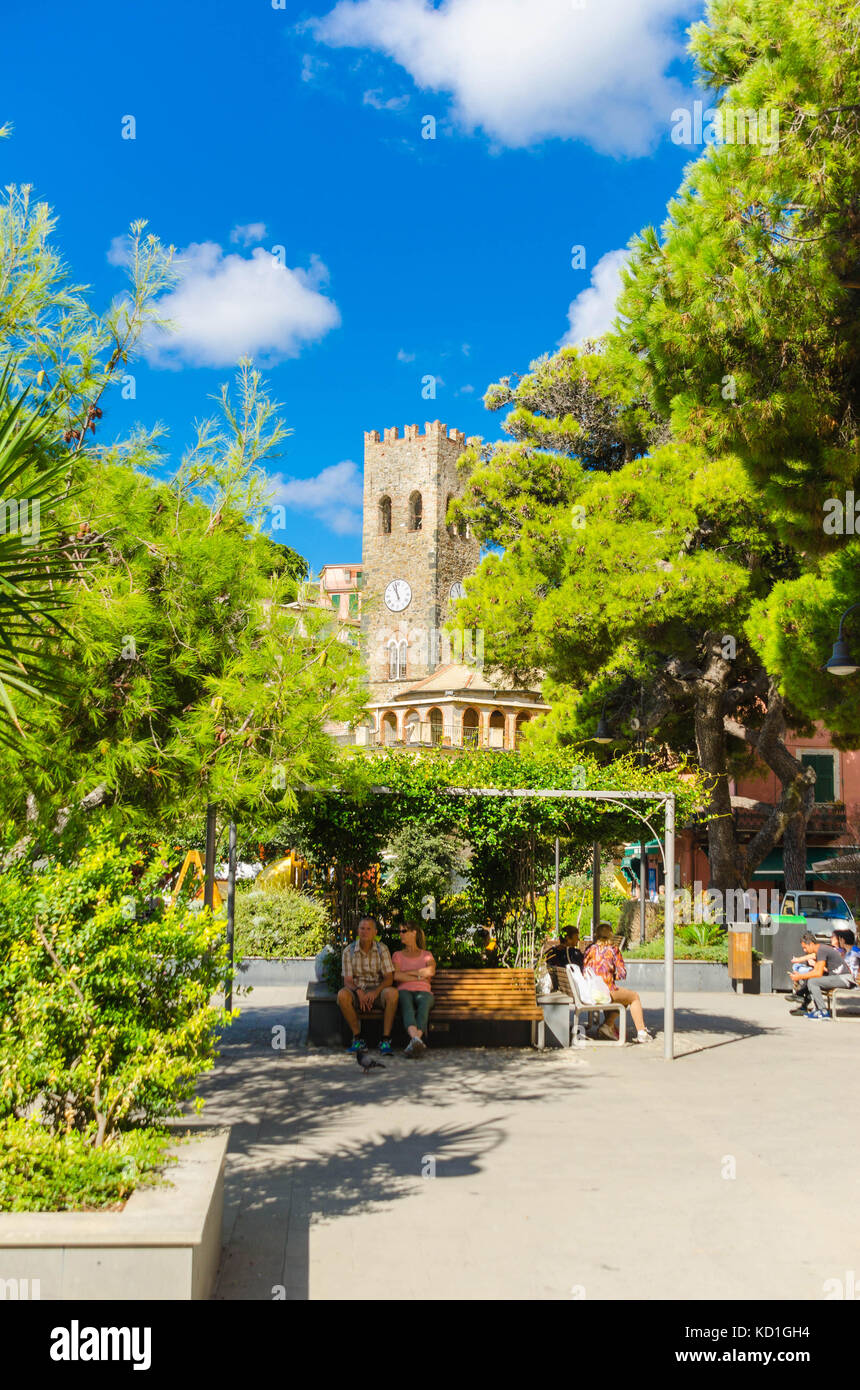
[369,783,679,1061]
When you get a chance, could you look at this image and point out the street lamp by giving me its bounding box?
[825,602,860,676]
[593,715,613,744]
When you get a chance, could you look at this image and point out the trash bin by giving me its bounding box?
[752,914,808,990]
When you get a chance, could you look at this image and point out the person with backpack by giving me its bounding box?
[582,921,653,1043]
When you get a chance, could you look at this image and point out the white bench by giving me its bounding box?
[823,980,860,1020]
[563,964,628,1045]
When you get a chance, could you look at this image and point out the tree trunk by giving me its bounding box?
[782,784,814,890]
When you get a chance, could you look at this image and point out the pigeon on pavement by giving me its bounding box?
[357,1050,385,1071]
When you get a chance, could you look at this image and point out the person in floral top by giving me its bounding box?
[583,921,653,1043]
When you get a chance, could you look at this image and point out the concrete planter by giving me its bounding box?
[236,957,316,987]
[624,958,771,993]
[0,1128,229,1301]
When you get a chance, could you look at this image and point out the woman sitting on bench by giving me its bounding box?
[583,921,653,1044]
[393,922,436,1058]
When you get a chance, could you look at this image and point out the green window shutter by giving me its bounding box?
[349,592,359,615]
[801,753,835,802]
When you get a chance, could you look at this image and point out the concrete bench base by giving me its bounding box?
[0,1129,229,1301]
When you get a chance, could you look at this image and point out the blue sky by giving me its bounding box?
[3,0,706,573]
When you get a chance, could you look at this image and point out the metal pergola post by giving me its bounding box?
[663,794,675,1062]
[203,802,217,911]
[225,820,237,1013]
[591,842,601,935]
[554,837,560,936]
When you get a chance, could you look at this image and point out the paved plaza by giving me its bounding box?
[194,986,860,1301]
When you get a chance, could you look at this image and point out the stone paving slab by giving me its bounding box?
[195,986,860,1301]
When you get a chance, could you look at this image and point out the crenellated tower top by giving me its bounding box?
[364,421,467,448]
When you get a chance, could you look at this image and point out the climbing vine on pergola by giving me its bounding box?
[277,747,706,961]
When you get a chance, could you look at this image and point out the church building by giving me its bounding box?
[354,420,548,749]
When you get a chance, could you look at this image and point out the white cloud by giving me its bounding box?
[312,0,696,154]
[270,459,363,535]
[143,241,341,368]
[301,53,329,81]
[397,347,416,362]
[456,383,475,395]
[230,222,267,246]
[107,234,132,267]
[561,248,629,346]
[363,88,410,110]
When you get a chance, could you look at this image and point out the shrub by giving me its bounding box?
[234,887,330,957]
[0,1118,174,1211]
[0,828,233,1146]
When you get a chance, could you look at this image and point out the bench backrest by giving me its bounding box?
[431,968,540,1015]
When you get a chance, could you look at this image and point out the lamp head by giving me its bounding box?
[593,717,613,744]
[825,636,859,677]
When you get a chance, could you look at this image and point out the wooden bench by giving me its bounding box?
[430,969,544,1046]
[307,968,544,1047]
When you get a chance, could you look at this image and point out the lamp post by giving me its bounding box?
[825,602,860,676]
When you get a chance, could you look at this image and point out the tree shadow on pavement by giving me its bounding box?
[194,1000,587,1300]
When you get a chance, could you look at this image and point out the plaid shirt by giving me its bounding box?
[342,939,394,990]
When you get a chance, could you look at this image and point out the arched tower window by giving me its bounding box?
[387,638,407,680]
[379,496,392,535]
[408,491,423,532]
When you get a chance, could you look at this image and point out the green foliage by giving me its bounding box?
[680,921,725,949]
[0,363,82,733]
[613,0,860,738]
[234,888,330,958]
[0,183,364,835]
[0,828,233,1145]
[625,936,730,962]
[0,1118,174,1211]
[0,365,366,835]
[382,822,469,917]
[448,0,860,888]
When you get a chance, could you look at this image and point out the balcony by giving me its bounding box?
[733,803,847,839]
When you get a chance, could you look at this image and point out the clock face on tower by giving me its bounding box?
[384,579,412,612]
[449,581,466,602]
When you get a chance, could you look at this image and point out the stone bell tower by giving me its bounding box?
[361,421,480,700]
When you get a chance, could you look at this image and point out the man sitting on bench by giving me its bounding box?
[338,917,398,1055]
[791,927,854,1019]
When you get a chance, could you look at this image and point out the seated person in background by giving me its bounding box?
[337,916,398,1054]
[543,926,584,975]
[392,921,436,1058]
[833,928,860,981]
[790,927,854,1019]
[787,947,816,1008]
[583,920,653,1044]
